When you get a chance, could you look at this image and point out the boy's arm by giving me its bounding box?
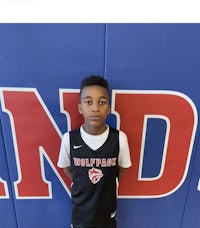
[118,166,126,182]
[64,166,72,180]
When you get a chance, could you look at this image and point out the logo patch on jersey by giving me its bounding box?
[88,167,103,184]
[73,145,83,149]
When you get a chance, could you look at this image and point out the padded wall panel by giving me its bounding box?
[105,24,200,228]
[0,24,106,228]
[0,120,17,227]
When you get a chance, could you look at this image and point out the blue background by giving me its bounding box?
[0,23,200,227]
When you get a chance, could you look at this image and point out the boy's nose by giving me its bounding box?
[92,102,99,111]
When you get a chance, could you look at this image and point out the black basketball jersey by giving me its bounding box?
[70,127,119,227]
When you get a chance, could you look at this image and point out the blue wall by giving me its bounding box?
[0,23,200,228]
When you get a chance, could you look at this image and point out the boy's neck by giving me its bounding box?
[82,124,108,135]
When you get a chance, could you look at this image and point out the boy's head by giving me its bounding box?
[78,75,111,134]
[80,75,110,101]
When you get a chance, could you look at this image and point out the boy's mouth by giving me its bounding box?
[90,116,100,120]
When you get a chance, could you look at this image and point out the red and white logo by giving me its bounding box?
[88,167,103,184]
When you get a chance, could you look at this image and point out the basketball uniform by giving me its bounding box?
[70,127,119,227]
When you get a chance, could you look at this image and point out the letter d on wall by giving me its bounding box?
[112,90,197,198]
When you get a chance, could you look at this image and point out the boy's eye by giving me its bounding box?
[84,100,92,105]
[83,100,108,105]
[99,100,107,105]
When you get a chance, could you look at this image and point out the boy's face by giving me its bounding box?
[78,85,111,134]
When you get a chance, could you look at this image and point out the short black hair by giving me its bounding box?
[80,75,110,98]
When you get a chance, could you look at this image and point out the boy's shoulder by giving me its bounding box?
[62,128,80,139]
[69,127,81,137]
[68,126,122,137]
[109,126,119,134]
[69,127,80,133]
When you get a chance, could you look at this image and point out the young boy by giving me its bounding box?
[57,75,132,228]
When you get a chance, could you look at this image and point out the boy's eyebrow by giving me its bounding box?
[99,96,109,100]
[82,96,108,100]
[82,95,92,99]
[81,96,92,100]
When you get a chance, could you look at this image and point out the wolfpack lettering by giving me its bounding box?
[0,88,197,199]
[73,157,117,167]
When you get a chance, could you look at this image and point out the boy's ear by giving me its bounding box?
[78,104,82,114]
